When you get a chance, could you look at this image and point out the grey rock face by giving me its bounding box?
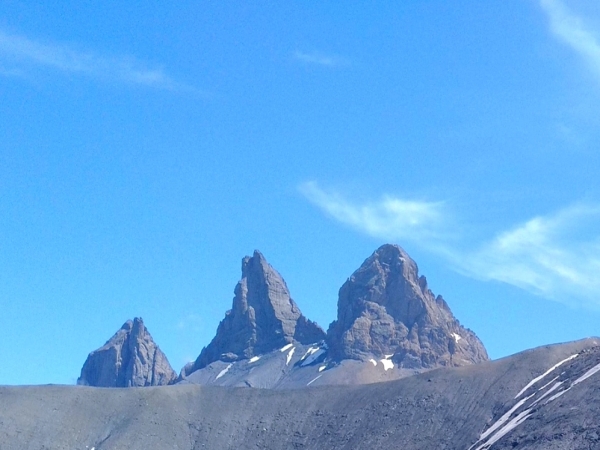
[187,251,325,375]
[327,244,488,369]
[77,317,176,387]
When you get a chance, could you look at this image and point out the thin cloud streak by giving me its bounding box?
[457,204,600,307]
[294,51,348,67]
[0,29,193,91]
[299,181,449,246]
[540,0,600,80]
[301,181,600,308]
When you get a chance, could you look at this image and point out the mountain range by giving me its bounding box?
[79,244,489,388]
[2,244,600,449]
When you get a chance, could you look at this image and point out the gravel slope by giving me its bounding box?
[1,338,599,450]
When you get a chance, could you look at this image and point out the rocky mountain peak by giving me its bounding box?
[77,317,176,387]
[186,250,325,375]
[327,244,488,369]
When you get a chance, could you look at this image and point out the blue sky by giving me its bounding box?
[1,1,600,385]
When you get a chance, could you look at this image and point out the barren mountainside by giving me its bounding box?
[3,338,600,449]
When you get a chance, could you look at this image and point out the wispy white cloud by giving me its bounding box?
[540,0,600,80]
[294,51,348,67]
[301,181,600,307]
[457,204,600,307]
[299,181,449,246]
[0,29,194,91]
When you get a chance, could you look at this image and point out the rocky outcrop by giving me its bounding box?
[77,317,176,387]
[327,244,488,369]
[186,251,325,376]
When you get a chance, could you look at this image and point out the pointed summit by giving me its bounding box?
[327,244,488,369]
[77,317,177,387]
[187,251,325,375]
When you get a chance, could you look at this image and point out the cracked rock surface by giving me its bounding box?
[186,251,325,377]
[77,317,176,387]
[327,244,488,369]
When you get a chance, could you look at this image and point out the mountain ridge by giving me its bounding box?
[11,244,600,448]
[178,244,488,388]
[4,337,600,449]
[78,244,489,388]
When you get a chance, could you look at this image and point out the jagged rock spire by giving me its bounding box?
[78,317,176,387]
[187,250,325,374]
[327,244,488,369]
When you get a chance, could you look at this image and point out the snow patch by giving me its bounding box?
[280,343,294,352]
[380,359,394,371]
[248,356,261,364]
[514,353,578,399]
[286,347,296,365]
[215,363,232,380]
[451,332,462,343]
[318,365,326,372]
[541,361,600,405]
[307,374,322,386]
[468,394,534,450]
[478,394,534,443]
[532,381,563,406]
[573,360,600,386]
[300,347,319,361]
[369,359,377,367]
[301,348,325,366]
[537,376,559,393]
[473,409,532,450]
[544,386,570,404]
[469,354,600,450]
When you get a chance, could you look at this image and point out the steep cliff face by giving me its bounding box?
[181,245,487,388]
[185,251,325,376]
[327,244,488,369]
[78,317,176,387]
